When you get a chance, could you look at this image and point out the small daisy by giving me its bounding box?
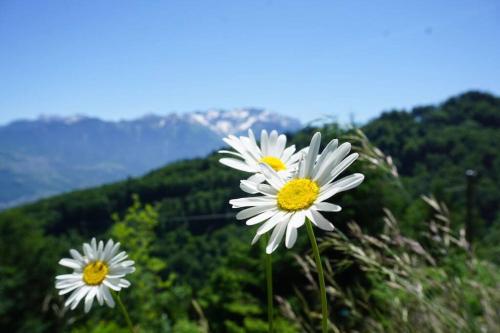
[219,129,303,193]
[230,132,364,253]
[55,238,135,313]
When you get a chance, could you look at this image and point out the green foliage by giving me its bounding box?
[363,91,500,257]
[0,209,68,332]
[285,196,500,333]
[172,319,204,333]
[0,91,498,332]
[110,194,188,332]
[71,321,129,333]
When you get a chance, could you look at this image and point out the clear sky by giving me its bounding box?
[0,0,499,125]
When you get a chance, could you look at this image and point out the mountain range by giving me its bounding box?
[0,108,301,208]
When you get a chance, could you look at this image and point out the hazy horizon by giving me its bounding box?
[0,88,493,127]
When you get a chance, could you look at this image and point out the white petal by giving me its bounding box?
[120,260,135,267]
[248,173,266,184]
[66,286,88,309]
[240,136,262,161]
[246,209,278,225]
[83,243,95,261]
[96,285,104,305]
[260,130,269,155]
[289,211,306,228]
[257,211,288,235]
[103,279,121,291]
[267,130,279,156]
[236,205,276,220]
[219,158,255,173]
[102,285,115,308]
[248,129,257,147]
[102,240,114,262]
[259,163,285,189]
[330,153,359,181]
[312,138,339,176]
[59,258,83,270]
[69,249,85,263]
[84,287,97,313]
[58,281,84,295]
[314,143,352,185]
[56,278,83,288]
[105,242,121,262]
[223,136,249,156]
[298,155,307,178]
[56,273,81,280]
[90,238,97,252]
[287,147,306,166]
[118,279,131,288]
[97,240,104,260]
[313,202,342,212]
[240,173,266,194]
[251,232,262,245]
[107,268,134,278]
[303,132,321,178]
[332,173,365,191]
[330,142,352,165]
[223,136,259,162]
[240,180,259,194]
[64,287,81,307]
[285,224,298,249]
[256,183,278,196]
[317,173,365,202]
[306,210,334,231]
[218,149,243,158]
[229,197,275,208]
[266,219,289,254]
[280,145,296,163]
[275,134,287,157]
[109,251,128,266]
[56,279,82,289]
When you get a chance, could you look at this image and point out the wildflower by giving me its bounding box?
[219,129,303,193]
[230,132,364,253]
[55,238,135,313]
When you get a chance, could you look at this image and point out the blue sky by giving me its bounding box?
[0,0,499,125]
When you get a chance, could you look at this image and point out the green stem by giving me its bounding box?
[264,234,274,333]
[305,220,328,333]
[113,292,136,333]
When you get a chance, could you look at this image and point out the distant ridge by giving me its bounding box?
[0,108,301,208]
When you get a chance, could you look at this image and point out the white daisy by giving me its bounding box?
[219,129,303,193]
[55,238,135,313]
[230,132,364,254]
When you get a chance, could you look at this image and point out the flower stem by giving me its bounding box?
[113,292,135,333]
[264,234,274,333]
[305,219,328,333]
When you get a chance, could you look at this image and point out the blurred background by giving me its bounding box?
[0,1,499,332]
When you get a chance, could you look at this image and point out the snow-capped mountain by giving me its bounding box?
[186,108,300,136]
[0,109,301,208]
[33,108,300,136]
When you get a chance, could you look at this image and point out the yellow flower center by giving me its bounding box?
[83,261,108,286]
[277,178,319,211]
[260,156,286,171]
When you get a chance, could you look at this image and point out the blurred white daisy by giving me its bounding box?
[55,238,135,313]
[230,132,364,253]
[219,129,303,193]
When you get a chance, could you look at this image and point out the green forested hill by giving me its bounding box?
[364,91,500,232]
[1,91,499,332]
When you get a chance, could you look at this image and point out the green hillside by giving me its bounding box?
[1,91,499,332]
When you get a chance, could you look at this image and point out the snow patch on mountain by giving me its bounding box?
[186,108,300,136]
[15,108,301,137]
